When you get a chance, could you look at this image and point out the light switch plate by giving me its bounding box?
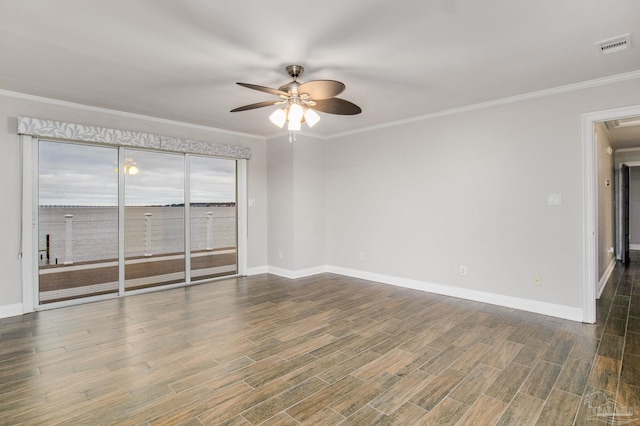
[547,194,562,206]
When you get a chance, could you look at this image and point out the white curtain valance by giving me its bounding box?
[17,116,252,159]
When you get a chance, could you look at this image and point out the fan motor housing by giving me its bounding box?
[286,65,304,79]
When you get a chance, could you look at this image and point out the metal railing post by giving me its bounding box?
[144,213,153,257]
[64,214,73,265]
[206,212,214,250]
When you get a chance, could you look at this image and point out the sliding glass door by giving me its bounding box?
[124,149,185,291]
[36,140,239,307]
[189,155,237,281]
[38,141,119,304]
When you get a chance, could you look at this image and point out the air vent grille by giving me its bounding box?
[595,34,631,54]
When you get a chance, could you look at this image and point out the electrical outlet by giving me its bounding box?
[278,251,283,259]
[534,275,542,286]
[460,265,467,276]
[359,252,365,261]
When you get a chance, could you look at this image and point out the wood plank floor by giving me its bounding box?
[1,257,639,425]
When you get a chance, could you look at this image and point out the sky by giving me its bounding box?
[38,141,236,206]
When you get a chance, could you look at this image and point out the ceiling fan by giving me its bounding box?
[230,65,362,132]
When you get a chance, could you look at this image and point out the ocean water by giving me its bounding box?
[38,206,236,264]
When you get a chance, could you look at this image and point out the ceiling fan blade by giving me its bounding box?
[230,100,281,112]
[298,80,345,100]
[236,82,289,97]
[312,98,362,115]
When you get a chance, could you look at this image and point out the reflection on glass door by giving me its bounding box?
[124,149,185,290]
[38,141,119,304]
[189,156,237,281]
[36,141,240,305]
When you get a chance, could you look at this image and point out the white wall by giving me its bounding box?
[0,92,268,313]
[323,78,640,311]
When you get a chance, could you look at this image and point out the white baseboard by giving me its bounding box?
[325,266,583,322]
[3,264,584,322]
[597,258,617,298]
[267,265,329,279]
[0,303,23,319]
[630,244,640,250]
[329,266,583,322]
[246,265,269,276]
[253,264,582,321]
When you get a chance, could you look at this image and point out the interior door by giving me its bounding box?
[622,164,630,265]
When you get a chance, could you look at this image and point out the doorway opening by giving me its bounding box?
[583,106,640,323]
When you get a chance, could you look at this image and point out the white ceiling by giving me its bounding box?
[1,0,639,138]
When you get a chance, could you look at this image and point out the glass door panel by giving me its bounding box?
[38,141,119,304]
[189,156,237,281]
[124,149,185,290]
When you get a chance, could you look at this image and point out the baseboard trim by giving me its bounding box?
[3,264,584,322]
[325,266,583,322]
[0,303,23,319]
[246,265,269,276]
[597,258,617,298]
[630,244,640,250]
[267,265,329,279]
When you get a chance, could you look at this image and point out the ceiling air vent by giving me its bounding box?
[595,33,631,54]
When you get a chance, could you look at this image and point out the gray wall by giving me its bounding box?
[0,93,268,309]
[630,167,640,246]
[595,123,615,280]
[267,135,294,270]
[266,133,326,271]
[322,78,640,309]
[3,76,640,315]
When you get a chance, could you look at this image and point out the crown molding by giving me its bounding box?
[327,70,640,139]
[0,89,265,140]
[616,147,640,153]
[4,69,640,142]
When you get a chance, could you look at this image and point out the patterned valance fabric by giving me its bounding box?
[17,116,252,159]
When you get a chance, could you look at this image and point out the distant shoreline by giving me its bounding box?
[40,202,236,208]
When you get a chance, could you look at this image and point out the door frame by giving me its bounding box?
[620,164,630,265]
[618,162,640,263]
[582,104,640,323]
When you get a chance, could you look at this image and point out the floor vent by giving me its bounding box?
[595,34,631,54]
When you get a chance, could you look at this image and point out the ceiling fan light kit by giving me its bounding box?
[231,65,361,140]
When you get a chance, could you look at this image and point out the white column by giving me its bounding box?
[206,212,214,250]
[144,213,153,257]
[64,214,73,265]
